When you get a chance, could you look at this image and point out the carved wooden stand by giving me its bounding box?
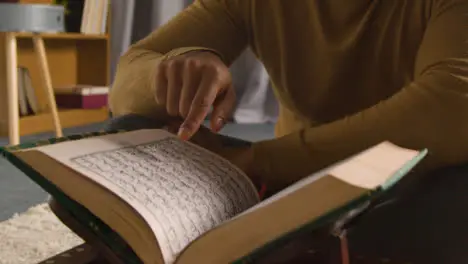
[38,200,413,264]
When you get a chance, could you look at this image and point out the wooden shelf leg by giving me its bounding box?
[5,33,19,145]
[32,34,63,138]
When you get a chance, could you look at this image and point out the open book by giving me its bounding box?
[1,129,427,264]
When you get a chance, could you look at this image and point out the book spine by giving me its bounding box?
[100,0,109,34]
[23,68,39,114]
[80,0,90,34]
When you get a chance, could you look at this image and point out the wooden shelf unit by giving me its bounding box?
[0,32,110,137]
[19,108,109,136]
[15,32,109,40]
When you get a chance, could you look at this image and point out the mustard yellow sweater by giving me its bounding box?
[110,0,468,189]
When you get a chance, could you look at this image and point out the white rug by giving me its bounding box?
[0,203,84,264]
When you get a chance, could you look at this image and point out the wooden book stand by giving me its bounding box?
[39,200,414,264]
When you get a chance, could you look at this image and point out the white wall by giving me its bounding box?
[109,0,135,83]
[151,0,186,27]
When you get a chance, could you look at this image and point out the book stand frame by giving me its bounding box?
[38,199,413,264]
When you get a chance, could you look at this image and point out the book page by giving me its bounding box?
[328,142,420,189]
[235,141,420,218]
[35,129,260,264]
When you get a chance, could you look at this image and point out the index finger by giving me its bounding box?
[178,73,223,140]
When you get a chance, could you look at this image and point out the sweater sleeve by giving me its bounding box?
[252,0,468,191]
[109,0,248,118]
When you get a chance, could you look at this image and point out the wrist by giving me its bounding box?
[221,146,258,181]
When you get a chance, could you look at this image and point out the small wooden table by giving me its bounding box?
[0,3,64,145]
[3,32,64,145]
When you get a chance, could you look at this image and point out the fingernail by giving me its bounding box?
[177,127,191,141]
[212,117,226,132]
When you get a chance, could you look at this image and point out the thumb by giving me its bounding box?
[210,87,236,132]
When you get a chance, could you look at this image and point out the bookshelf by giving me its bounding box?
[0,0,110,141]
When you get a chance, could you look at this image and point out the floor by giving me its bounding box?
[0,121,275,221]
[0,123,109,222]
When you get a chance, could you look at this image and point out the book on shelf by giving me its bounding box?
[80,0,109,35]
[54,84,109,109]
[17,66,39,116]
[17,67,28,116]
[0,129,427,264]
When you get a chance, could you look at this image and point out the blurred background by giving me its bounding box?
[0,0,278,245]
[0,0,278,145]
[0,2,278,263]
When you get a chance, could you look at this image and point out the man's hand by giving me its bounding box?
[167,121,258,183]
[154,51,236,140]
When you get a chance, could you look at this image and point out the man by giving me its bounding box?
[108,0,468,262]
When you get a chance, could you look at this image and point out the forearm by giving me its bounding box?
[109,0,248,121]
[109,48,165,118]
[252,72,468,192]
[250,1,468,192]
